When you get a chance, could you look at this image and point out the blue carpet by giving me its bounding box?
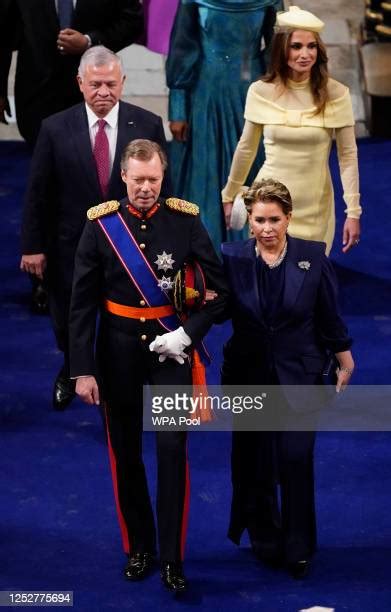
[1,139,391,611]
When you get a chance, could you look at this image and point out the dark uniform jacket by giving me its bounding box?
[69,198,229,378]
[0,0,144,144]
[21,100,170,290]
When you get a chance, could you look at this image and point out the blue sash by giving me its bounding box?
[98,212,181,332]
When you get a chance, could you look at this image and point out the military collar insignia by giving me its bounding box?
[155,251,175,272]
[126,201,160,219]
[87,200,120,220]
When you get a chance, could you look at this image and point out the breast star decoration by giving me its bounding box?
[155,251,175,272]
[157,276,174,291]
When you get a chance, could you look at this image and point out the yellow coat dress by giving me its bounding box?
[222,78,361,254]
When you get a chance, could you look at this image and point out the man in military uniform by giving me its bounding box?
[69,139,228,592]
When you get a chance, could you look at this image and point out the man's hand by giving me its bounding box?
[76,376,100,405]
[20,254,47,280]
[169,121,188,142]
[149,326,191,364]
[0,96,11,124]
[57,29,89,55]
[342,218,360,253]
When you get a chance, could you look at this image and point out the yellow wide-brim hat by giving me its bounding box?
[276,5,325,33]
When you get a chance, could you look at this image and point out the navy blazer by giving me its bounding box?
[21,100,171,286]
[221,235,351,386]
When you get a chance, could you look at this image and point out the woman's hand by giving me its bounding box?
[335,350,355,392]
[169,121,188,142]
[342,218,361,253]
[223,201,233,230]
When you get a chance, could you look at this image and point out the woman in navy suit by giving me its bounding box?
[221,178,355,578]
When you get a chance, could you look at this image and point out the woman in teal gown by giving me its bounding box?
[166,0,280,252]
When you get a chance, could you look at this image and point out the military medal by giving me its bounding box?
[155,251,175,272]
[157,276,174,291]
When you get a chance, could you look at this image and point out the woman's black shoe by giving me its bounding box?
[160,561,187,593]
[288,559,310,579]
[124,553,155,581]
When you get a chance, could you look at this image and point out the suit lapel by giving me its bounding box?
[235,239,264,323]
[109,102,136,192]
[281,236,307,318]
[44,0,60,30]
[69,104,101,198]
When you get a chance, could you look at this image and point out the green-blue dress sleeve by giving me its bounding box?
[166,1,201,122]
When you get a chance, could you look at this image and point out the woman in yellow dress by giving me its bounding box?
[221,6,362,255]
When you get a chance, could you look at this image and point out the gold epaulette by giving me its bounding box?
[87,200,120,220]
[165,197,199,216]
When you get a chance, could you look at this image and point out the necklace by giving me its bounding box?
[255,240,288,269]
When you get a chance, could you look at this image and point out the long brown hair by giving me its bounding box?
[263,30,329,115]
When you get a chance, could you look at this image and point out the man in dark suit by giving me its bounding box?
[0,0,143,145]
[20,46,171,410]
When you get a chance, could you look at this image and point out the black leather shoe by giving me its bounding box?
[30,282,49,315]
[288,559,310,579]
[160,561,187,593]
[124,553,155,581]
[53,369,76,411]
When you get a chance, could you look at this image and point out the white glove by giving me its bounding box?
[149,326,192,364]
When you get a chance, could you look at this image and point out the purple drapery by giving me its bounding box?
[143,0,180,55]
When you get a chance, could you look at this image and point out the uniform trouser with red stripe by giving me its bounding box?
[98,325,192,562]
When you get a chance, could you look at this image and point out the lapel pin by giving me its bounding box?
[128,121,134,125]
[298,260,311,270]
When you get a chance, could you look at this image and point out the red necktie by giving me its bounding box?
[93,119,110,198]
